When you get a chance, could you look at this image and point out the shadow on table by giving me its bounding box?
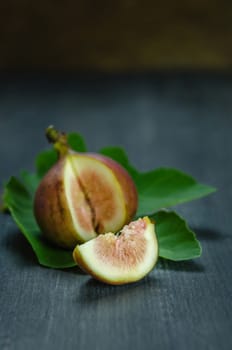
[4,228,38,266]
[193,227,230,241]
[76,259,206,306]
[77,274,160,305]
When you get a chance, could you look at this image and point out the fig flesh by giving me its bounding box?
[73,217,158,285]
[34,127,138,249]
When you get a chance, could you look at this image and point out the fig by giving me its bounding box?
[73,217,158,285]
[34,126,138,249]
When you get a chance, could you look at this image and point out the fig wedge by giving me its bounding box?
[73,217,158,285]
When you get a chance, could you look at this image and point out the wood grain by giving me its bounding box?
[0,72,231,350]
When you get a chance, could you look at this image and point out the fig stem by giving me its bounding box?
[46,125,69,156]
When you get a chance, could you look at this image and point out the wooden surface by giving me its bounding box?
[1,1,232,70]
[0,72,231,350]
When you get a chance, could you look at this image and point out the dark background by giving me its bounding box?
[0,2,232,350]
[1,1,232,71]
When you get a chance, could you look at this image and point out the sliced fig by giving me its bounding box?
[73,217,159,285]
[34,127,138,249]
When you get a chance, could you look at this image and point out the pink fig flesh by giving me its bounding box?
[73,217,159,285]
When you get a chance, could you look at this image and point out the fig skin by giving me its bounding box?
[34,144,138,249]
[34,155,82,249]
[73,217,159,285]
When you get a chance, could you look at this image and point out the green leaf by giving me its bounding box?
[20,170,40,195]
[36,149,58,178]
[99,146,139,180]
[152,210,202,261]
[136,168,216,216]
[2,130,216,268]
[67,132,87,152]
[98,151,215,218]
[3,177,76,268]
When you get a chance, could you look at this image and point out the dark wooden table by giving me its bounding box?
[0,72,231,350]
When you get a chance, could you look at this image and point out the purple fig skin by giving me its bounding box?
[34,156,81,248]
[34,151,138,249]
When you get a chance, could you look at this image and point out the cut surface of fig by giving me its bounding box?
[64,158,97,243]
[68,154,127,234]
[34,150,138,248]
[73,217,158,285]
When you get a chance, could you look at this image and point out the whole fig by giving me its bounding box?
[34,127,138,249]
